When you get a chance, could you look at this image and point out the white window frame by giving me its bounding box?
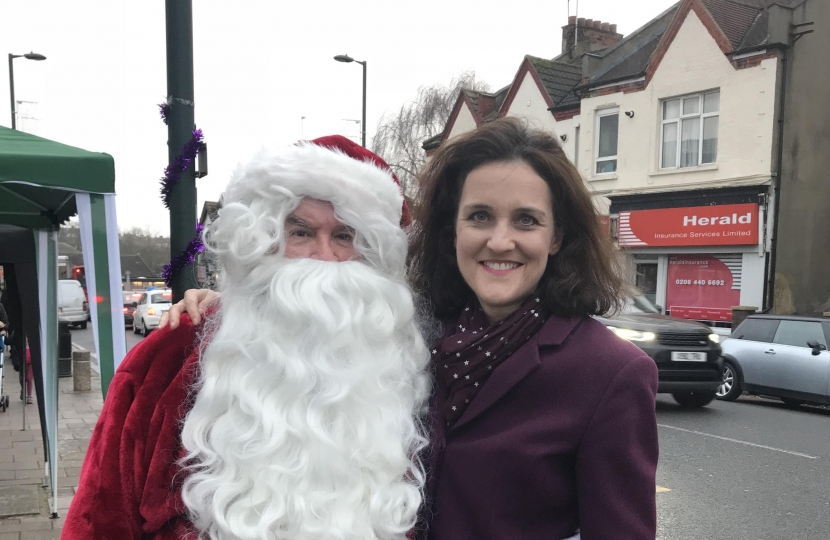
[659,90,720,170]
[595,107,619,175]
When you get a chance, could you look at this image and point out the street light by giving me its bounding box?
[333,54,367,147]
[8,52,46,130]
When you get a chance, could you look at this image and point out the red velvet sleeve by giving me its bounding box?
[575,353,660,540]
[63,317,200,540]
[62,368,143,539]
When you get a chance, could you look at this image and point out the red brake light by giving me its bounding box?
[123,307,129,313]
[83,301,88,311]
[162,292,172,298]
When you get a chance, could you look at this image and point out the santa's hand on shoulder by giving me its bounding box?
[160,288,220,329]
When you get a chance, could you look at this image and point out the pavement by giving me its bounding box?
[1,328,829,539]
[0,348,104,540]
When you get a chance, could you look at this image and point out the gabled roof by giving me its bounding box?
[425,85,511,150]
[422,132,443,151]
[585,0,796,89]
[525,56,583,107]
[498,56,584,117]
[199,200,220,225]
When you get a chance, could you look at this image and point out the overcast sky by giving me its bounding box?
[1,0,677,234]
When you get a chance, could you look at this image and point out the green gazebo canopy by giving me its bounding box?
[0,125,122,518]
[0,126,115,227]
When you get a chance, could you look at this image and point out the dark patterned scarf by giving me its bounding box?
[432,295,550,427]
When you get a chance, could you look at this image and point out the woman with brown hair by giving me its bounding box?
[164,117,658,539]
[410,117,658,540]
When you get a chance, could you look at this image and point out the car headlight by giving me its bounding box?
[607,326,656,342]
[708,333,720,344]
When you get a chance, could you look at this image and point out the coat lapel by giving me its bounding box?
[450,314,583,431]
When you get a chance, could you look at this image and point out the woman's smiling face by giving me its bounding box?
[454,161,561,322]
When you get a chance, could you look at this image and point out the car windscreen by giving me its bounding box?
[150,293,172,304]
[626,296,661,314]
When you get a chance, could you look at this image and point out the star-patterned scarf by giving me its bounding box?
[432,295,550,427]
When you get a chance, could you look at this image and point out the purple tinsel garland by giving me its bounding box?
[158,103,170,125]
[159,128,205,208]
[162,222,205,287]
[159,104,207,284]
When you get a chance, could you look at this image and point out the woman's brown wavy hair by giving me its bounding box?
[409,117,625,320]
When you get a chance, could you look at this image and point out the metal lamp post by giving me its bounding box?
[333,54,367,147]
[8,52,46,130]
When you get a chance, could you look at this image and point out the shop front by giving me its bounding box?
[611,188,770,331]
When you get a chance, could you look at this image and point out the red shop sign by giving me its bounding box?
[618,203,759,247]
[666,255,741,322]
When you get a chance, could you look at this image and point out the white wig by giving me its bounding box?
[179,142,431,540]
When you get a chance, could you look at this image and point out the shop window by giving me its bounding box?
[635,262,658,305]
[595,108,619,174]
[660,91,719,169]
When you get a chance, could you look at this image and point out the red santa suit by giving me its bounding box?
[64,135,421,540]
[63,316,202,539]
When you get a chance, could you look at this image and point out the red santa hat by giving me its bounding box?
[307,136,412,227]
[227,135,411,229]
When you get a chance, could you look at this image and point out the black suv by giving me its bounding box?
[595,297,724,408]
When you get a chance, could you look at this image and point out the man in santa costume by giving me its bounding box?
[63,136,431,540]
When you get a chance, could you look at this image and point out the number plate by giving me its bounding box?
[671,351,707,362]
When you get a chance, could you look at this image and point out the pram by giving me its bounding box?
[0,347,9,412]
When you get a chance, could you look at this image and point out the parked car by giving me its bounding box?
[122,291,143,328]
[58,280,88,329]
[132,289,173,337]
[595,296,723,408]
[718,315,829,407]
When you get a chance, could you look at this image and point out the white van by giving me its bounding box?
[58,280,88,329]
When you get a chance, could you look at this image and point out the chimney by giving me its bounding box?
[562,16,624,59]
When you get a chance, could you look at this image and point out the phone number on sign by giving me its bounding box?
[674,279,725,286]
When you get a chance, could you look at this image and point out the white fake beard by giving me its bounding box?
[180,257,432,540]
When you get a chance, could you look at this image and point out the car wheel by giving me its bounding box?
[79,321,87,330]
[781,398,804,408]
[133,320,141,334]
[141,319,149,337]
[672,391,717,408]
[715,361,742,401]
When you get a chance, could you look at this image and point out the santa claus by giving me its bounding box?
[63,136,432,540]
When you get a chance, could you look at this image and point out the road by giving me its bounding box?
[69,324,143,369]
[69,325,830,538]
[655,395,830,539]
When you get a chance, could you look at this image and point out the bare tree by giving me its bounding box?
[372,71,489,197]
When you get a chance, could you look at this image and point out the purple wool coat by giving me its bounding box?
[421,314,659,540]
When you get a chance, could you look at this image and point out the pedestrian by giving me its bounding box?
[0,281,25,391]
[64,136,431,539]
[21,340,33,404]
[166,118,659,540]
[0,298,8,354]
[410,117,658,540]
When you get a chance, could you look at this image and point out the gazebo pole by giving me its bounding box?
[165,0,198,302]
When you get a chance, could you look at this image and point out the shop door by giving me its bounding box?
[635,263,658,305]
[665,254,741,322]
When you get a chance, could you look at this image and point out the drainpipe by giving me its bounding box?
[763,49,788,311]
